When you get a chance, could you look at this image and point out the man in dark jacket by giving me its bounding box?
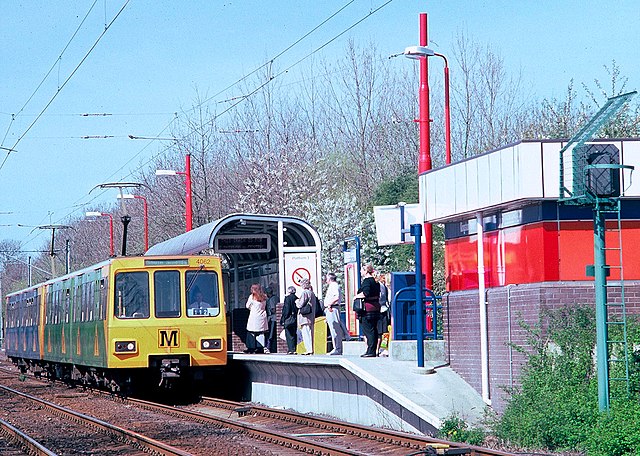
[280,286,298,354]
[265,286,279,353]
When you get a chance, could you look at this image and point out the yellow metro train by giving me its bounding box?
[4,255,227,393]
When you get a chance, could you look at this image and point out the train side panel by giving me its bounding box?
[68,267,109,368]
[5,288,41,362]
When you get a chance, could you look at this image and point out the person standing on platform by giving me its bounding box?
[296,279,316,355]
[354,264,381,357]
[265,286,279,353]
[280,286,299,354]
[376,273,390,356]
[324,272,348,355]
[245,284,268,354]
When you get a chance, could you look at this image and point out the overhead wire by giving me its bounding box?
[198,0,357,110]
[13,0,395,251]
[0,0,100,148]
[0,0,131,174]
[212,0,395,122]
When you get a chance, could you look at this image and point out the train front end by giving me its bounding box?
[106,256,227,390]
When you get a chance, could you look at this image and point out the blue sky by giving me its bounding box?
[1,1,639,253]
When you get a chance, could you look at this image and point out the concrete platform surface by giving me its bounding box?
[230,347,488,431]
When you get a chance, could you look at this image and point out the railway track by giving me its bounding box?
[0,383,190,455]
[0,417,57,456]
[0,364,515,455]
[193,396,515,455]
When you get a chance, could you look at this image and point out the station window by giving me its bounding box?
[114,271,149,319]
[154,270,181,318]
[186,270,220,317]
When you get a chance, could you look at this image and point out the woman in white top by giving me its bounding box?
[245,283,269,353]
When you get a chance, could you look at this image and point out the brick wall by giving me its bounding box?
[445,281,640,413]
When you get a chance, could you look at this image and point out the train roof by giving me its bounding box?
[4,254,217,299]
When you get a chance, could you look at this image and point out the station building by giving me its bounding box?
[420,138,640,411]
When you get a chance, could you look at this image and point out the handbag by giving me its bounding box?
[353,298,364,315]
[299,301,313,316]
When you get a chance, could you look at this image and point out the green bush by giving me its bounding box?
[585,400,640,456]
[438,414,485,446]
[495,306,640,454]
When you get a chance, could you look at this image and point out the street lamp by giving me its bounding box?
[156,155,193,232]
[402,14,453,291]
[86,212,114,257]
[403,33,451,165]
[129,135,193,232]
[404,13,433,291]
[116,194,148,251]
[434,52,451,165]
[90,182,146,256]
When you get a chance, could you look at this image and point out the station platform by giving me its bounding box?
[224,341,488,436]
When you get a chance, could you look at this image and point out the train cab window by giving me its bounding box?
[186,270,220,317]
[114,271,149,319]
[154,270,180,318]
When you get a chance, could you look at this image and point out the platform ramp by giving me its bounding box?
[226,350,487,435]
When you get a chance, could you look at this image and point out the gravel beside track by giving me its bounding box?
[0,359,282,455]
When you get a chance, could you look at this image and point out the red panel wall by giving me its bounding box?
[446,221,640,291]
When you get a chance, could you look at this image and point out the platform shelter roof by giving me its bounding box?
[145,213,321,265]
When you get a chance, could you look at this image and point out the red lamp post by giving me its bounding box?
[156,153,193,232]
[434,52,451,165]
[86,211,114,257]
[403,13,452,290]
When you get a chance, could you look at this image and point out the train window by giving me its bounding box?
[64,286,70,323]
[74,283,82,323]
[88,281,94,321]
[54,289,60,325]
[100,278,108,320]
[114,271,150,319]
[186,270,220,317]
[154,270,181,318]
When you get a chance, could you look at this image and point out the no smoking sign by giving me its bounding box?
[292,267,311,286]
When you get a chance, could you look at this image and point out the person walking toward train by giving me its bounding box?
[296,279,316,355]
[354,264,381,357]
[324,272,348,355]
[280,286,299,354]
[245,283,269,354]
[265,286,279,353]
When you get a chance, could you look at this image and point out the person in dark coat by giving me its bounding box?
[354,264,381,357]
[280,286,298,354]
[265,286,279,353]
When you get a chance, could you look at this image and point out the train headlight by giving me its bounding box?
[114,340,138,353]
[200,338,222,351]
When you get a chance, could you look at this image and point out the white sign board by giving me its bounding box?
[373,203,424,246]
[283,252,320,295]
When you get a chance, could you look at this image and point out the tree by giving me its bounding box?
[584,60,640,138]
[451,32,531,159]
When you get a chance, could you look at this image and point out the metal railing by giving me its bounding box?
[392,286,442,341]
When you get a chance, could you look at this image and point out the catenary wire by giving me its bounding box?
[0,0,131,174]
[0,0,100,148]
[12,0,395,251]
